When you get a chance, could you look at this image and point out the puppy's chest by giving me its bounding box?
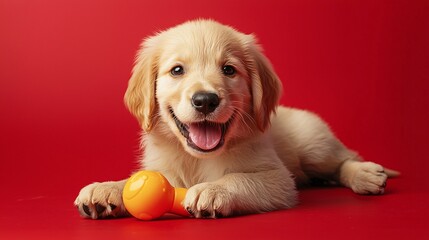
[173,159,228,188]
[143,136,230,187]
[145,156,227,188]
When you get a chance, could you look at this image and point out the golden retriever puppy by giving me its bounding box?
[74,19,398,219]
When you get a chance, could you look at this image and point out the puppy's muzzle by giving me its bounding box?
[191,92,220,115]
[169,91,233,153]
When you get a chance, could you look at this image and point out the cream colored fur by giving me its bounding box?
[74,20,398,219]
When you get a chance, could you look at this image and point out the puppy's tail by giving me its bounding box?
[385,168,401,178]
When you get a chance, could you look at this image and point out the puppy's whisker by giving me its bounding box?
[228,106,256,136]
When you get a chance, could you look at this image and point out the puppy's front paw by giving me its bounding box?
[183,183,233,218]
[74,181,127,219]
[348,162,388,195]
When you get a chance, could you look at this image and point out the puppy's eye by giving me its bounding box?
[222,65,236,76]
[171,66,184,76]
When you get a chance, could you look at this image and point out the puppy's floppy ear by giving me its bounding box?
[245,35,282,132]
[124,37,159,132]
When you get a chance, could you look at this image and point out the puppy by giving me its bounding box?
[75,19,398,219]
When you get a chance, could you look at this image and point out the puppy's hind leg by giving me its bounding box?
[299,135,399,195]
[277,108,399,194]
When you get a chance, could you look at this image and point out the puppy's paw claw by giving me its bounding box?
[348,162,388,195]
[74,181,127,219]
[183,183,233,219]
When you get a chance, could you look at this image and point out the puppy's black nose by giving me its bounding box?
[191,92,220,114]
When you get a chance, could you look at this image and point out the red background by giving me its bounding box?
[1,0,428,239]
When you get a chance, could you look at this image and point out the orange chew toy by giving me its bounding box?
[122,170,190,220]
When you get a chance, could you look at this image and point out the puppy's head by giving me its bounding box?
[125,20,282,157]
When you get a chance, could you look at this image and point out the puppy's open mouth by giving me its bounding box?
[169,108,231,152]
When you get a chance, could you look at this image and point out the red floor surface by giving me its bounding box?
[1,179,427,239]
[1,0,428,239]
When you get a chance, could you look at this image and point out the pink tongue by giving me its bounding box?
[189,123,222,150]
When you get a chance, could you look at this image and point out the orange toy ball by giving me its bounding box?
[122,170,189,220]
